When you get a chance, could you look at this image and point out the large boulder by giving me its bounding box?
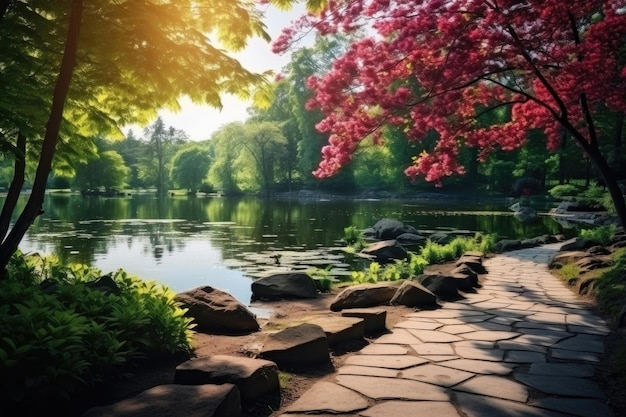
[174,355,279,404]
[396,233,427,247]
[259,323,330,369]
[360,240,408,262]
[428,232,455,245]
[371,218,419,240]
[415,274,461,301]
[550,251,589,268]
[390,280,438,308]
[305,316,365,346]
[251,273,318,301]
[451,264,480,288]
[330,282,402,311]
[455,254,487,274]
[175,286,259,334]
[80,384,241,417]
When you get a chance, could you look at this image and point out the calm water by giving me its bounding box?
[13,193,574,310]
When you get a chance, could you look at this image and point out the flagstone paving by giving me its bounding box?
[277,242,616,417]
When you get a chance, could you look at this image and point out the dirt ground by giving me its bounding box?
[59,261,626,417]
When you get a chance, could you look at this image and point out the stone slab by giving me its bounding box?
[81,384,241,417]
[407,329,463,343]
[529,363,595,377]
[359,400,462,417]
[341,308,387,334]
[514,374,606,399]
[359,343,408,355]
[306,316,365,346]
[411,343,455,355]
[455,392,570,417]
[400,363,474,387]
[453,375,528,402]
[438,359,514,375]
[284,381,368,413]
[337,365,398,378]
[503,350,547,363]
[531,397,614,417]
[345,354,428,369]
[335,375,448,401]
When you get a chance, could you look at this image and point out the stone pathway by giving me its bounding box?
[276,242,614,417]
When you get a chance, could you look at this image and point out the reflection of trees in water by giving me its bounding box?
[17,194,574,268]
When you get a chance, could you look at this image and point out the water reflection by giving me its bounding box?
[13,193,573,307]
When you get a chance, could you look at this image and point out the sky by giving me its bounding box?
[131,4,310,142]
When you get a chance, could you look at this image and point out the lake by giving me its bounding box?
[13,193,574,313]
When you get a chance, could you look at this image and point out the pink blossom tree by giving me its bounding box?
[273,0,626,226]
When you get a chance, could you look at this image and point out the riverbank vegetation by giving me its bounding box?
[0,252,194,414]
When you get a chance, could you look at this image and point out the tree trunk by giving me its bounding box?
[0,133,26,242]
[0,0,83,271]
[578,140,626,229]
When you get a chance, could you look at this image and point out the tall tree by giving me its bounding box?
[73,149,130,193]
[274,0,626,226]
[143,117,187,195]
[239,122,287,195]
[0,0,269,270]
[170,145,211,193]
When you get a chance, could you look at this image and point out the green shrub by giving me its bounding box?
[0,253,194,410]
[579,225,616,245]
[343,225,366,251]
[593,248,626,321]
[306,265,337,292]
[548,184,583,201]
[556,263,581,282]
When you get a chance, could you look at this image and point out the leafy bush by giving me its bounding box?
[0,252,194,410]
[548,184,583,201]
[556,263,581,282]
[593,248,626,309]
[350,235,487,284]
[579,225,616,245]
[306,265,337,292]
[343,225,366,251]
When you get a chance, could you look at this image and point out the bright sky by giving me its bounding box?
[138,4,310,142]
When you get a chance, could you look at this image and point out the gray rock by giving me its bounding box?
[415,274,461,301]
[550,251,589,268]
[341,308,387,335]
[251,272,318,301]
[396,232,427,246]
[372,218,419,240]
[330,282,402,311]
[390,280,438,308]
[259,323,330,369]
[360,239,408,262]
[174,355,279,403]
[560,238,596,251]
[495,239,522,252]
[451,264,480,287]
[80,384,241,417]
[306,316,365,346]
[428,232,455,245]
[455,254,486,274]
[175,286,259,334]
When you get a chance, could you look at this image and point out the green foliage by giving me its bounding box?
[556,263,581,282]
[0,252,194,408]
[306,265,337,292]
[548,184,584,201]
[72,149,130,192]
[593,248,626,322]
[343,225,366,251]
[350,234,491,285]
[170,145,211,193]
[579,225,616,245]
